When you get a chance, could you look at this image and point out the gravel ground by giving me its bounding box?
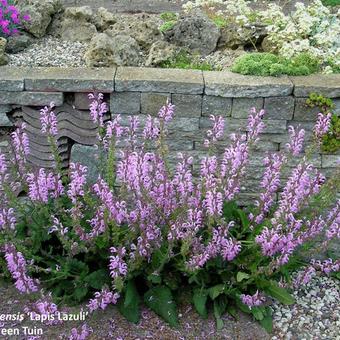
[0,271,339,339]
[8,37,88,68]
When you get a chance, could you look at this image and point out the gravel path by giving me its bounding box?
[0,272,339,339]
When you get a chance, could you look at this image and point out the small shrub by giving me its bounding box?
[231,52,320,76]
[322,0,340,6]
[0,95,338,332]
[160,12,177,22]
[159,51,216,71]
[212,16,228,28]
[159,21,176,33]
[0,0,30,37]
[306,93,340,153]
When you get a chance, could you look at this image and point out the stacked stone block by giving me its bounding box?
[0,66,339,204]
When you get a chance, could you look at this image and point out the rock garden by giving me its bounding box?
[0,0,339,339]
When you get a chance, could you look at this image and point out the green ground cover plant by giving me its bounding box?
[0,94,339,335]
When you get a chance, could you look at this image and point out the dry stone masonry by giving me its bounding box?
[0,66,339,205]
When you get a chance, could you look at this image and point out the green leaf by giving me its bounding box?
[84,269,110,290]
[208,284,225,300]
[213,297,227,330]
[236,272,250,282]
[74,286,88,302]
[192,289,208,319]
[117,280,140,324]
[222,201,238,221]
[265,281,295,305]
[236,209,250,229]
[147,273,162,284]
[226,305,238,319]
[259,308,273,333]
[251,306,264,321]
[144,286,178,327]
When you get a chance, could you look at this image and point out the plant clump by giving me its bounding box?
[0,94,339,333]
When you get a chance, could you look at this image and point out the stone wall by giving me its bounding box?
[0,66,339,204]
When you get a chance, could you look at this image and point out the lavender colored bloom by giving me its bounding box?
[314,112,332,139]
[0,153,7,174]
[103,115,125,149]
[325,200,340,240]
[87,206,106,238]
[204,115,225,147]
[88,93,108,127]
[311,258,340,275]
[247,108,266,142]
[293,266,316,287]
[240,290,265,309]
[158,101,175,123]
[0,207,16,230]
[143,115,161,140]
[109,247,128,279]
[4,243,39,293]
[11,123,29,171]
[69,323,93,340]
[286,125,305,156]
[67,162,88,204]
[87,288,120,313]
[40,102,58,136]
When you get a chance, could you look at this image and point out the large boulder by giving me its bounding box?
[94,7,117,31]
[15,0,62,38]
[163,10,220,55]
[60,6,97,42]
[5,32,34,53]
[105,14,162,50]
[0,38,9,66]
[84,33,142,67]
[146,40,177,66]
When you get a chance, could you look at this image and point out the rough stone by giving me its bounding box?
[70,144,100,183]
[5,32,34,54]
[204,71,293,98]
[264,96,295,120]
[261,35,276,53]
[111,92,141,114]
[84,33,142,67]
[202,96,232,117]
[294,98,320,121]
[0,92,63,106]
[163,10,220,56]
[115,67,204,94]
[24,67,115,92]
[0,105,13,126]
[141,92,170,115]
[94,7,116,31]
[17,0,62,38]
[61,19,97,42]
[0,38,8,66]
[292,74,340,98]
[64,6,94,21]
[73,93,92,110]
[0,67,27,91]
[171,94,202,117]
[322,155,340,168]
[232,98,264,118]
[105,14,161,49]
[145,41,177,67]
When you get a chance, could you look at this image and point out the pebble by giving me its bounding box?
[271,273,340,339]
[8,36,88,68]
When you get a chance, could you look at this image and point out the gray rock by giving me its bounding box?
[111,92,141,114]
[264,96,295,120]
[70,144,101,184]
[145,40,177,67]
[261,35,276,53]
[94,7,117,31]
[105,14,161,49]
[171,94,202,117]
[163,10,220,56]
[84,33,142,67]
[17,0,62,38]
[0,38,8,66]
[0,105,13,127]
[232,97,264,118]
[202,96,232,117]
[141,92,170,115]
[61,19,97,42]
[63,6,93,21]
[5,32,34,54]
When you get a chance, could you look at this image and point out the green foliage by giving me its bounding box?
[306,93,340,153]
[159,51,216,71]
[322,0,340,6]
[231,52,320,76]
[212,16,228,28]
[144,286,179,327]
[117,280,141,323]
[159,21,176,33]
[160,12,177,22]
[159,11,178,33]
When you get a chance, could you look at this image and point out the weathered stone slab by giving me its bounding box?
[115,67,204,94]
[0,66,28,91]
[204,71,293,98]
[202,95,232,117]
[294,98,320,121]
[333,98,340,116]
[171,94,202,117]
[74,93,92,110]
[0,105,13,126]
[141,92,170,115]
[232,97,263,118]
[292,74,340,98]
[264,96,294,120]
[24,67,115,92]
[111,92,141,114]
[322,155,340,168]
[0,92,64,106]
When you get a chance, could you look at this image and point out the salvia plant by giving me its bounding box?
[0,94,339,333]
[0,0,30,37]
